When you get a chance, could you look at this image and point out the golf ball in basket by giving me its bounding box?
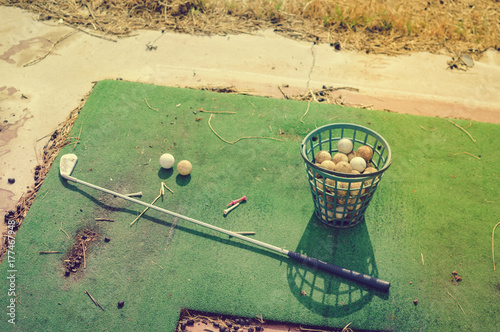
[337,138,353,154]
[159,153,175,169]
[350,156,367,172]
[177,160,192,176]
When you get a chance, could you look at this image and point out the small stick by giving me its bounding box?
[82,241,86,269]
[278,85,289,99]
[125,191,143,197]
[450,152,481,160]
[227,195,247,206]
[71,122,83,151]
[446,118,476,143]
[447,290,465,314]
[299,326,324,332]
[309,89,319,103]
[493,221,500,270]
[198,107,236,114]
[420,125,437,132]
[39,251,61,254]
[145,98,159,112]
[223,202,240,216]
[130,193,161,226]
[152,260,164,269]
[341,322,353,332]
[421,253,424,265]
[85,290,105,311]
[95,218,115,222]
[208,114,282,144]
[23,30,78,67]
[300,101,310,124]
[162,182,174,194]
[59,222,70,239]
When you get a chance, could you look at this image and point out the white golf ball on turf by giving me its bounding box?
[337,138,353,154]
[159,153,175,169]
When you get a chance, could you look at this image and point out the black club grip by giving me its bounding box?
[287,251,390,292]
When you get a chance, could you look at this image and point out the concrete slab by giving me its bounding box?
[1,4,499,235]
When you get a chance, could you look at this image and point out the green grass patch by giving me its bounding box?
[1,80,499,331]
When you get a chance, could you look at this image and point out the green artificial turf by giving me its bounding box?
[1,80,499,331]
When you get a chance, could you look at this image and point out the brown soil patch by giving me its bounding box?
[63,228,100,278]
[177,308,370,332]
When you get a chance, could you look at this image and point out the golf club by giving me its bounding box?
[59,153,390,292]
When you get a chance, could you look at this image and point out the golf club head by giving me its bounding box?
[60,154,78,179]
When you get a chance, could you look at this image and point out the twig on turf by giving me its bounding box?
[420,126,437,132]
[82,241,86,269]
[130,193,161,226]
[72,122,83,151]
[256,314,265,324]
[39,251,61,254]
[162,182,174,194]
[450,152,481,160]
[447,290,465,314]
[493,221,500,270]
[38,188,51,201]
[145,98,159,112]
[445,118,476,142]
[59,222,70,239]
[208,114,282,144]
[85,290,105,311]
[95,218,114,222]
[421,253,424,265]
[152,260,164,269]
[198,107,236,114]
[300,101,310,123]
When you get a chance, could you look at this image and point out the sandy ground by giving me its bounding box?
[1,5,499,330]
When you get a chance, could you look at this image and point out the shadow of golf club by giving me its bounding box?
[287,214,388,317]
[60,178,288,266]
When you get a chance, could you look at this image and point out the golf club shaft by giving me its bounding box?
[63,174,286,254]
[63,174,390,292]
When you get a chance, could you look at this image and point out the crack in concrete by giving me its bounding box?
[305,42,316,91]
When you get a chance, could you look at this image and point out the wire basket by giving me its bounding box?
[301,123,392,228]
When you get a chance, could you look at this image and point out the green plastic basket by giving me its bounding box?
[301,123,392,228]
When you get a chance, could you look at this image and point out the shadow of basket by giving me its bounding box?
[301,123,392,228]
[287,215,388,317]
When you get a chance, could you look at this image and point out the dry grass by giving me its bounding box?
[2,0,499,55]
